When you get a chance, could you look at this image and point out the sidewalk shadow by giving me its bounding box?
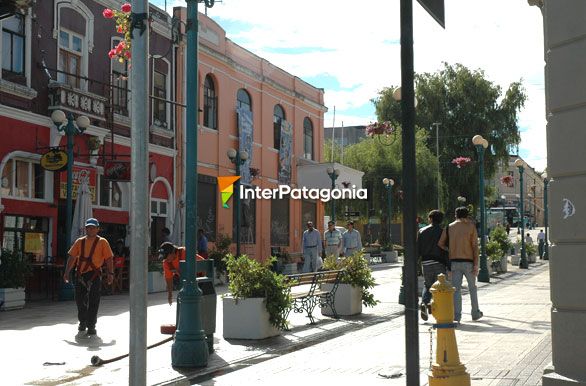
[456,319,542,334]
[63,332,117,351]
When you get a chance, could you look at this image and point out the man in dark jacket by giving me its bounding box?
[417,210,448,321]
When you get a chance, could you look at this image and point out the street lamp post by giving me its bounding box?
[542,172,549,260]
[51,110,90,246]
[382,178,394,245]
[326,166,340,222]
[227,148,248,257]
[472,134,490,283]
[515,158,528,269]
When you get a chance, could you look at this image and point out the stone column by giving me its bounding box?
[536,1,586,384]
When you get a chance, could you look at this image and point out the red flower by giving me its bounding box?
[500,175,514,187]
[103,8,114,18]
[116,41,126,54]
[451,156,472,168]
[121,3,131,13]
[108,49,116,59]
[117,25,124,33]
[124,51,132,59]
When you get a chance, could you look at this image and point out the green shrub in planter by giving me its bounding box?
[323,252,378,307]
[486,240,503,271]
[489,226,512,257]
[526,242,537,257]
[224,254,292,330]
[0,248,31,288]
[209,233,232,276]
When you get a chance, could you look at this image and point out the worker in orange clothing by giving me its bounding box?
[158,242,205,305]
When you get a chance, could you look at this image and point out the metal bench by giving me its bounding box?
[284,269,344,325]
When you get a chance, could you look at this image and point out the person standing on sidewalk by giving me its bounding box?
[302,221,322,272]
[63,218,114,336]
[342,220,362,256]
[197,229,209,259]
[537,229,546,259]
[159,242,205,305]
[324,221,343,259]
[438,207,483,323]
[417,210,449,321]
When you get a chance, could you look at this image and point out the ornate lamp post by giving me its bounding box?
[326,166,340,222]
[472,134,490,283]
[542,171,549,260]
[382,178,395,245]
[172,0,216,368]
[51,110,90,246]
[515,158,528,269]
[227,148,248,257]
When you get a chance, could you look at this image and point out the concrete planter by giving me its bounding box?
[321,283,362,316]
[381,251,398,263]
[282,263,298,275]
[528,254,537,263]
[0,287,25,311]
[500,255,508,273]
[223,296,280,340]
[510,254,520,266]
[147,271,167,293]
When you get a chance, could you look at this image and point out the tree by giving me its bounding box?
[324,128,438,244]
[372,63,527,217]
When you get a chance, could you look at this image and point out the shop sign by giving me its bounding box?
[104,160,131,181]
[59,166,96,200]
[40,149,68,171]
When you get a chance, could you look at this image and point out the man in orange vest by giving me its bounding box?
[63,218,113,336]
[158,242,205,305]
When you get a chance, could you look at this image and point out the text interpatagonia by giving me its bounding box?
[240,184,367,202]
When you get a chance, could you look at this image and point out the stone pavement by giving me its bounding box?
[0,257,551,385]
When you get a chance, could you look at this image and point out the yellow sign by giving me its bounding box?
[40,149,68,171]
[60,183,97,201]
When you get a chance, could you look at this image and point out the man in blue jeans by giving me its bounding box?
[438,207,483,324]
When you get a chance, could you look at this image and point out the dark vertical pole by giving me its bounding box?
[331,174,336,222]
[65,118,74,246]
[400,0,419,384]
[519,166,527,269]
[543,178,549,260]
[235,155,241,257]
[477,147,489,282]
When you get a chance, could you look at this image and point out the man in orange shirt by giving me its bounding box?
[158,242,205,305]
[63,218,114,336]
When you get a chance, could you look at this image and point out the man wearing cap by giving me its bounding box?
[342,221,362,256]
[63,218,113,336]
[159,242,205,305]
[301,221,323,272]
[324,221,342,259]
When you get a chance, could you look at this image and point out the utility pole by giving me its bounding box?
[129,0,149,384]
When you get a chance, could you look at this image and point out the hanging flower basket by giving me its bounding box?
[451,156,471,168]
[103,3,132,63]
[500,175,514,187]
[249,167,260,179]
[365,121,394,137]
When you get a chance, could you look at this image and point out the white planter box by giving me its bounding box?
[528,254,537,263]
[510,254,520,266]
[147,271,167,293]
[223,296,280,339]
[321,283,362,316]
[500,255,508,273]
[0,287,25,311]
[381,251,398,263]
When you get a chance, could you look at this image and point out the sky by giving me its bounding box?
[152,0,546,171]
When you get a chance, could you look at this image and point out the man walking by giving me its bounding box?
[438,207,483,324]
[537,229,546,259]
[323,221,342,259]
[302,221,322,272]
[417,210,449,321]
[342,221,362,256]
[63,218,114,336]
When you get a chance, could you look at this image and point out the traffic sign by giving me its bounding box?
[417,0,445,28]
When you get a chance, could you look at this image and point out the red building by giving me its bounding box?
[0,1,178,299]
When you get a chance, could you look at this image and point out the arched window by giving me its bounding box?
[273,104,285,149]
[303,117,314,160]
[203,74,217,129]
[236,88,251,111]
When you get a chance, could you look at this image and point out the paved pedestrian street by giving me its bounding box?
[0,238,551,385]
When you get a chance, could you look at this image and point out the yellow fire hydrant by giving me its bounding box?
[428,273,471,386]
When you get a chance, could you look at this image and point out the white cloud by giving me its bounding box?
[155,0,546,170]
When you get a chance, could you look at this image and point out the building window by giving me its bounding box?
[273,104,285,150]
[2,216,49,263]
[303,117,314,160]
[1,159,45,200]
[2,13,25,76]
[302,200,317,227]
[150,199,168,252]
[111,39,128,116]
[203,74,217,130]
[97,175,122,208]
[237,88,251,112]
[57,29,83,88]
[153,70,167,128]
[271,198,289,246]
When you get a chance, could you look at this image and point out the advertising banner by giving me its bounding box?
[278,120,293,185]
[59,166,96,201]
[237,107,254,185]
